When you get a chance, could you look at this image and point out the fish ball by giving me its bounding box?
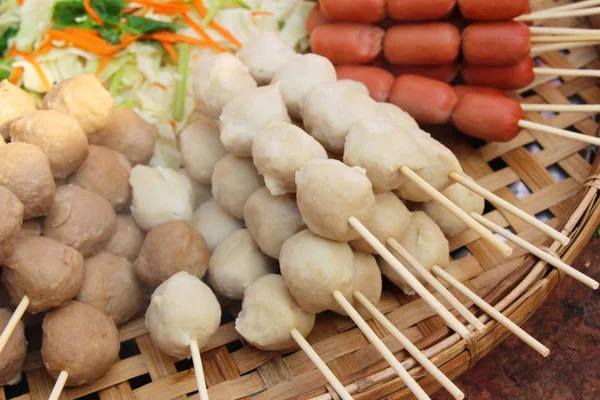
[236,274,315,351]
[422,182,484,236]
[42,185,116,257]
[0,142,55,219]
[209,229,277,300]
[2,236,84,313]
[0,308,27,385]
[212,154,264,219]
[333,251,382,316]
[220,85,291,157]
[76,252,145,325]
[280,230,355,313]
[0,81,37,140]
[296,159,375,242]
[92,108,156,166]
[10,110,89,178]
[189,199,244,252]
[243,187,306,258]
[379,211,449,294]
[271,54,336,119]
[69,145,132,212]
[252,122,327,195]
[179,169,212,206]
[344,118,427,193]
[42,301,119,386]
[129,165,195,231]
[18,219,40,238]
[42,74,113,137]
[145,271,221,358]
[0,187,23,263]
[236,32,298,85]
[104,214,145,262]
[179,120,227,184]
[349,192,411,254]
[303,80,380,153]
[134,220,210,288]
[376,102,419,131]
[193,53,257,118]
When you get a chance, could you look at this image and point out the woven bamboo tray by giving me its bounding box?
[4,0,600,399]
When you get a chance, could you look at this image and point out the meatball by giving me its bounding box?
[0,308,27,385]
[104,214,145,262]
[236,32,298,85]
[134,220,210,288]
[0,80,37,140]
[179,120,227,184]
[189,199,244,252]
[0,187,23,263]
[179,169,212,206]
[42,185,117,257]
[18,218,40,238]
[42,74,113,137]
[10,110,88,178]
[69,145,132,212]
[0,142,55,219]
[332,251,382,317]
[376,102,419,131]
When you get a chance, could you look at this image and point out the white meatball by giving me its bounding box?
[252,122,327,195]
[303,80,379,153]
[0,81,37,140]
[376,102,419,131]
[333,251,382,317]
[209,229,277,300]
[296,159,375,242]
[129,166,195,231]
[189,199,244,252]
[244,187,306,259]
[193,53,257,118]
[343,118,427,193]
[349,192,411,254]
[280,230,355,314]
[211,154,263,219]
[422,182,484,236]
[145,272,221,359]
[271,54,336,119]
[179,169,212,206]
[236,32,298,85]
[179,121,227,184]
[379,211,449,295]
[394,131,463,202]
[219,85,291,157]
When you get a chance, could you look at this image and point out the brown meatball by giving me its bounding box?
[76,252,145,325]
[134,220,210,288]
[10,110,89,178]
[69,145,132,212]
[1,236,85,313]
[104,214,145,262]
[0,81,37,140]
[0,142,55,219]
[42,301,120,387]
[42,185,117,257]
[18,218,41,238]
[0,187,23,263]
[92,108,156,166]
[42,74,113,137]
[0,308,27,385]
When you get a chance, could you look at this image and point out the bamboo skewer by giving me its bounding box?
[530,26,600,35]
[471,213,600,290]
[531,40,600,55]
[431,267,550,357]
[526,0,600,16]
[48,371,69,400]
[0,295,29,355]
[530,34,600,42]
[518,120,600,146]
[533,67,600,78]
[516,7,600,22]
[190,341,209,400]
[521,103,600,112]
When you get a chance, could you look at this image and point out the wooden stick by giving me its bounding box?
[530,26,600,35]
[533,67,600,78]
[531,41,600,55]
[290,329,354,400]
[0,295,29,355]
[353,292,464,400]
[386,238,485,333]
[530,34,600,42]
[48,370,69,400]
[516,7,600,21]
[518,120,600,146]
[332,291,430,400]
[431,266,550,357]
[521,103,600,112]
[526,0,600,16]
[471,213,600,290]
[448,172,570,246]
[399,166,513,257]
[190,340,209,400]
[348,217,474,341]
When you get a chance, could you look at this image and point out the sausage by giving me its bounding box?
[311,24,384,65]
[462,22,531,66]
[335,66,394,102]
[457,0,529,21]
[390,63,459,83]
[307,7,329,33]
[383,23,460,65]
[454,85,506,99]
[389,75,457,124]
[452,92,524,142]
[387,0,456,21]
[461,58,535,90]
[319,0,386,23]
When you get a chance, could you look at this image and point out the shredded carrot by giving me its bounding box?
[16,0,24,5]
[47,30,125,56]
[251,10,273,16]
[181,14,231,53]
[84,0,105,26]
[124,0,191,15]
[169,120,177,130]
[154,81,168,90]
[189,2,241,48]
[34,39,54,57]
[8,66,24,84]
[159,41,178,62]
[145,31,210,47]
[192,0,207,16]
[62,27,102,38]
[96,55,112,75]
[23,55,52,91]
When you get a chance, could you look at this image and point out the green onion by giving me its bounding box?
[173,43,190,122]
[201,0,226,27]
[109,66,125,97]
